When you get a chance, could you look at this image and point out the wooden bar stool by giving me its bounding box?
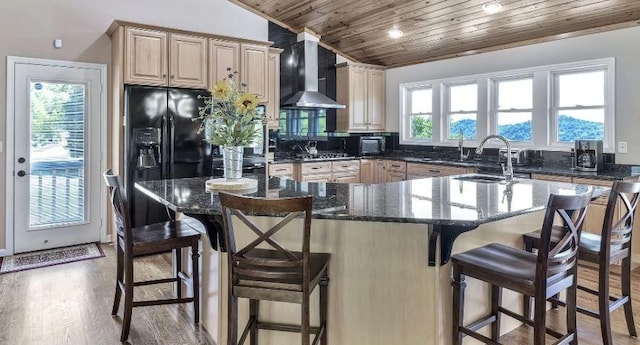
[523,180,640,345]
[452,192,592,345]
[218,192,330,345]
[104,170,202,342]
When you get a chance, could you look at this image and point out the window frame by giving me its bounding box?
[549,63,615,151]
[490,74,535,145]
[398,58,615,152]
[443,81,479,142]
[400,83,436,144]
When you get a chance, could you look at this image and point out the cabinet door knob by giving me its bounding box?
[162,74,167,78]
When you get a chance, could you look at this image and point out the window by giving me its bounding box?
[399,58,614,151]
[445,83,477,140]
[552,69,606,144]
[407,87,433,140]
[493,77,533,142]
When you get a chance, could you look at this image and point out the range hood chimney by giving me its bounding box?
[281,31,345,109]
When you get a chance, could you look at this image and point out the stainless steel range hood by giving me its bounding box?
[281,35,346,109]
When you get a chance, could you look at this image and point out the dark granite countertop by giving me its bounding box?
[271,155,640,181]
[135,174,608,227]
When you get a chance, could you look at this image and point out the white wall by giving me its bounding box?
[0,0,268,250]
[385,26,640,164]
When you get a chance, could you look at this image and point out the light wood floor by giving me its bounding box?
[500,264,640,344]
[0,244,215,345]
[1,244,639,344]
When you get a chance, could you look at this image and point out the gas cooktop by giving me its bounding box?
[297,152,356,161]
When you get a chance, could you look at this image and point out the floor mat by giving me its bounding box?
[0,243,104,274]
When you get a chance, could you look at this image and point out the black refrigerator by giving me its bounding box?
[124,85,212,228]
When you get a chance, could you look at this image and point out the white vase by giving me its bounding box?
[222,146,243,180]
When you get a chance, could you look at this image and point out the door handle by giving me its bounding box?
[17,170,28,177]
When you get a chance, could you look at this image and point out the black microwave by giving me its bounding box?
[359,136,386,155]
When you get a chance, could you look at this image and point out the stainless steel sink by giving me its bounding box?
[453,174,507,183]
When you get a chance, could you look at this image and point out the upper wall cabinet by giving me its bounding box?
[241,43,269,102]
[124,28,168,85]
[169,34,208,89]
[124,27,207,89]
[266,48,282,129]
[336,63,386,132]
[209,39,240,86]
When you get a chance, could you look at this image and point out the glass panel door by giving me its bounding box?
[29,82,87,229]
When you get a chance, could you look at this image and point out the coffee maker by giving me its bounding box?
[133,127,161,169]
[575,140,603,172]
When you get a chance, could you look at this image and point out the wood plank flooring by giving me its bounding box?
[0,244,215,345]
[1,243,639,344]
[500,264,640,344]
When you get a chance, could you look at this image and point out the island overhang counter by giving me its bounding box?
[135,175,606,345]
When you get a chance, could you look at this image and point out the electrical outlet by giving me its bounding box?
[618,141,628,154]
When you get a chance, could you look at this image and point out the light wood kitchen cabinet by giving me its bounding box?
[297,160,360,183]
[406,163,471,179]
[268,163,295,180]
[124,27,168,85]
[360,160,374,183]
[385,161,407,182]
[209,39,240,86]
[373,161,387,183]
[241,43,269,101]
[266,48,282,129]
[336,63,386,132]
[169,34,208,89]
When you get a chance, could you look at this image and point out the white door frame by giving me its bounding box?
[4,56,108,256]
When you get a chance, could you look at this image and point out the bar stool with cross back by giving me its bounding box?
[218,192,330,345]
[522,180,640,345]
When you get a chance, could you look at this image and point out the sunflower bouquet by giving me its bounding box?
[195,68,264,147]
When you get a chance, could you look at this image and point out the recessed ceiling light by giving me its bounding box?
[482,2,503,14]
[388,28,404,39]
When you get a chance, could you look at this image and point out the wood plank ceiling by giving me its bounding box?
[230,0,640,67]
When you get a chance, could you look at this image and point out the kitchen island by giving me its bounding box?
[136,174,607,345]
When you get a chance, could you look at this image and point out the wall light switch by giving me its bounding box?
[618,141,628,154]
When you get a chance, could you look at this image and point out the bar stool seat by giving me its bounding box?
[235,248,330,302]
[129,219,202,256]
[453,243,569,287]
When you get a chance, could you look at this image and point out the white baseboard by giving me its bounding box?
[0,248,12,257]
[101,234,112,243]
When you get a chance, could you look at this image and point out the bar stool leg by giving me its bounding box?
[228,294,238,345]
[320,276,329,345]
[191,244,200,325]
[452,264,466,345]
[112,245,124,315]
[491,285,502,341]
[250,300,259,345]
[523,240,533,320]
[121,257,135,342]
[302,293,310,345]
[622,256,638,337]
[175,248,182,299]
[566,267,578,345]
[598,262,614,345]
[533,290,547,345]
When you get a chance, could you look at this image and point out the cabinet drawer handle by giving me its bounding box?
[429,169,440,173]
[311,167,320,170]
[391,164,401,168]
[275,168,286,172]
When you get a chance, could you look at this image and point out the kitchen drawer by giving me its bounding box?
[386,161,406,172]
[407,163,465,177]
[300,173,332,183]
[531,173,572,183]
[269,163,294,176]
[301,162,332,174]
[332,160,360,172]
[332,172,360,183]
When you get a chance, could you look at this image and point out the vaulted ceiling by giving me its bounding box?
[230,0,640,67]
